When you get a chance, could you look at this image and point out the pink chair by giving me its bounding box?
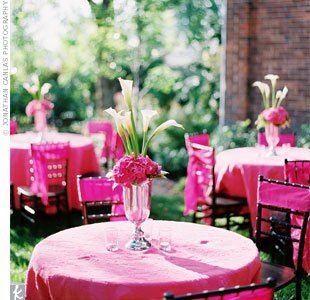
[258,132,295,147]
[77,175,126,224]
[284,159,310,186]
[86,121,124,164]
[164,277,276,300]
[284,159,310,278]
[18,142,71,224]
[184,137,249,230]
[185,131,210,147]
[10,119,17,135]
[256,176,310,300]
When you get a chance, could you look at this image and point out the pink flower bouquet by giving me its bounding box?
[261,106,289,127]
[24,75,54,132]
[253,74,290,129]
[108,154,162,187]
[24,74,53,116]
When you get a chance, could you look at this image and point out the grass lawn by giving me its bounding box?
[11,194,309,299]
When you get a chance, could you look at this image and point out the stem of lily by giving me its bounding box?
[119,130,131,155]
[142,133,155,156]
[142,131,147,156]
[130,108,140,156]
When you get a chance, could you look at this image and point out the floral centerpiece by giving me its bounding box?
[253,74,289,156]
[106,78,183,251]
[24,74,53,133]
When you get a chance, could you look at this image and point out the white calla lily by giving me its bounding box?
[141,109,158,132]
[253,81,270,107]
[29,85,39,96]
[264,74,279,86]
[277,86,288,106]
[118,78,133,109]
[263,83,270,101]
[281,86,288,99]
[31,74,40,86]
[142,120,184,155]
[152,120,184,136]
[276,90,282,100]
[23,83,31,93]
[105,108,124,134]
[41,83,52,96]
[119,111,132,133]
[264,74,279,106]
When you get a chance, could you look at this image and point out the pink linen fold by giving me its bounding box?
[30,142,70,205]
[10,120,17,135]
[184,138,214,215]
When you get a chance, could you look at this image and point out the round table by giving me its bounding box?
[26,221,261,300]
[10,132,100,210]
[215,147,310,227]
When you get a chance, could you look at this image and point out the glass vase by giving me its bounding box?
[123,181,152,251]
[265,123,280,156]
[34,110,47,143]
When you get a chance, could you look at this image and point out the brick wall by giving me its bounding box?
[221,0,310,130]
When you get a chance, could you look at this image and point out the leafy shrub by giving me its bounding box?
[296,124,310,148]
[211,119,257,153]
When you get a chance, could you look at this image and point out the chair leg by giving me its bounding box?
[192,212,197,223]
[247,214,253,240]
[295,273,302,300]
[211,208,216,227]
[63,195,71,227]
[226,214,230,230]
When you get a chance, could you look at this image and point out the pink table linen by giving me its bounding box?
[10,132,100,210]
[215,147,310,228]
[26,221,261,300]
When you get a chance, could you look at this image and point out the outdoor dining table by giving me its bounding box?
[10,131,100,210]
[25,221,261,300]
[215,146,310,228]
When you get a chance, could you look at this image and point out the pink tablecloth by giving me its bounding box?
[10,132,100,210]
[215,147,310,228]
[26,221,261,300]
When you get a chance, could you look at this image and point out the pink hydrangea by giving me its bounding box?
[262,106,289,126]
[110,154,161,186]
[26,100,54,117]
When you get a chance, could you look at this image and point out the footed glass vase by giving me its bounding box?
[123,181,152,251]
[34,110,48,142]
[265,123,280,157]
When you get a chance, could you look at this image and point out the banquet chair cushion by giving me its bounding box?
[261,261,295,290]
[18,185,66,197]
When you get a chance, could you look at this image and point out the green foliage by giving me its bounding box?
[211,119,257,152]
[296,124,310,148]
